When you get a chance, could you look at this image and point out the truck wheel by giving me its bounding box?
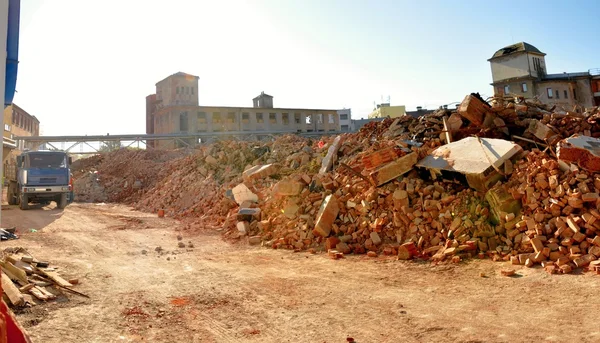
[57,193,68,209]
[19,194,29,210]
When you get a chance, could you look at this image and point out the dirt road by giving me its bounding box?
[2,203,600,342]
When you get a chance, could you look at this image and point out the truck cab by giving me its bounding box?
[7,150,72,210]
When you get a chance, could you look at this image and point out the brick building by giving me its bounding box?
[146,72,343,148]
[2,104,40,178]
[489,42,600,108]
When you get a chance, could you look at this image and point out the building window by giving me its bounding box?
[328,114,334,124]
[191,88,194,95]
[573,89,577,100]
[556,90,560,99]
[340,114,348,120]
[256,113,264,123]
[197,112,206,122]
[341,125,349,131]
[269,113,276,124]
[504,85,510,94]
[564,90,568,99]
[227,112,236,124]
[176,87,179,94]
[547,88,553,98]
[179,112,188,132]
[4,124,10,131]
[521,83,527,92]
[282,113,289,125]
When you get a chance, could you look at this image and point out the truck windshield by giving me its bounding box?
[26,153,67,168]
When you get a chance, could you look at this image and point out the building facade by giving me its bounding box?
[337,109,351,131]
[2,104,40,178]
[367,103,406,119]
[489,42,599,108]
[146,72,343,148]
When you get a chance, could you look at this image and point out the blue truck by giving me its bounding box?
[7,150,73,210]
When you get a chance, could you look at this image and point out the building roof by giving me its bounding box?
[405,109,434,118]
[489,42,545,60]
[155,72,199,85]
[543,72,591,80]
[253,91,273,100]
[11,104,40,123]
[173,71,199,79]
[155,104,340,115]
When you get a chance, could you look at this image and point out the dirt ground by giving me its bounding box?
[2,203,600,343]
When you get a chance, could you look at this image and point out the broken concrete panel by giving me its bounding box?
[242,164,278,181]
[319,136,343,175]
[369,153,418,187]
[231,183,258,205]
[283,201,300,219]
[237,221,250,235]
[457,93,491,126]
[205,155,218,165]
[485,184,522,225]
[416,137,522,192]
[557,135,600,173]
[272,180,304,196]
[314,194,339,237]
[528,119,554,141]
[446,113,463,132]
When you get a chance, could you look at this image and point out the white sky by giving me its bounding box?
[16,0,597,136]
[16,0,459,136]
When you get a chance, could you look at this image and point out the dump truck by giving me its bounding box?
[7,150,73,210]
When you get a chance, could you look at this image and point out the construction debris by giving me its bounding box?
[70,93,600,276]
[0,247,83,307]
[416,137,523,192]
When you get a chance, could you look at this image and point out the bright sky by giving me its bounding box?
[15,0,600,136]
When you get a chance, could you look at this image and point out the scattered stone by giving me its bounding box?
[500,269,516,277]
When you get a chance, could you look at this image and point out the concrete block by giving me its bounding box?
[314,194,339,237]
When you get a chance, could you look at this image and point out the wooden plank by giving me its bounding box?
[442,117,452,144]
[38,270,73,288]
[29,287,48,301]
[37,286,56,300]
[0,261,28,285]
[1,273,24,306]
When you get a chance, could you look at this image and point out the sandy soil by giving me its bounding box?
[2,202,600,343]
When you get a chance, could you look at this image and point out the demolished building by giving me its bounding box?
[75,92,600,275]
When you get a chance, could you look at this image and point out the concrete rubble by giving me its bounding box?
[72,94,600,275]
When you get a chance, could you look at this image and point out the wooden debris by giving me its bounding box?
[0,250,81,307]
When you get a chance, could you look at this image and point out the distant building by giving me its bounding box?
[253,92,274,108]
[351,117,386,131]
[405,106,434,118]
[368,103,406,119]
[146,72,345,148]
[337,109,351,132]
[2,104,40,179]
[489,42,600,108]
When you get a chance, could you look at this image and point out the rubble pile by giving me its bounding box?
[134,135,320,223]
[1,247,83,307]
[72,93,600,274]
[72,149,186,203]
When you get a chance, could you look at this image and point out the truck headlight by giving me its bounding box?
[61,187,69,191]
